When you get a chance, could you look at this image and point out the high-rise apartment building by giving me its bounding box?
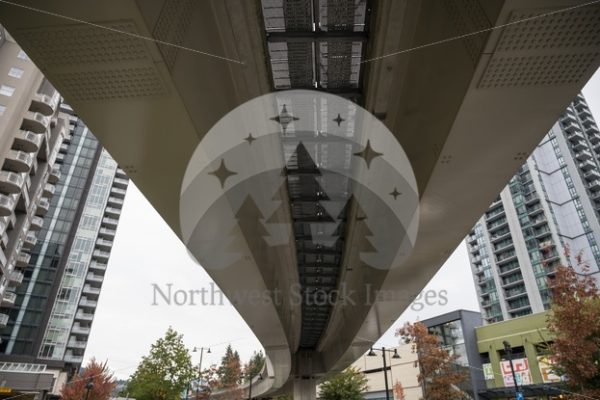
[0,27,128,398]
[467,93,600,324]
[0,25,66,328]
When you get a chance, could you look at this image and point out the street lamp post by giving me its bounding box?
[243,372,263,400]
[368,347,401,400]
[503,340,520,398]
[193,346,211,399]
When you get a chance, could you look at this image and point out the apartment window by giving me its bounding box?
[0,105,5,115]
[0,85,15,97]
[17,50,28,60]
[8,67,24,78]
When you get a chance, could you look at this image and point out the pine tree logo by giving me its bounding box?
[180,90,419,273]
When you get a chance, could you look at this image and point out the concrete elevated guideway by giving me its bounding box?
[1,0,599,398]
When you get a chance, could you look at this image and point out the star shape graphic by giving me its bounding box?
[353,140,383,168]
[244,133,256,145]
[208,159,237,188]
[333,113,345,127]
[389,187,402,200]
[270,104,299,132]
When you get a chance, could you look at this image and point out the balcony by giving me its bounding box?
[579,160,595,171]
[490,229,510,243]
[561,111,577,123]
[48,166,61,184]
[89,261,107,272]
[583,170,600,181]
[92,249,110,262]
[505,289,528,301]
[101,217,118,228]
[4,150,33,173]
[494,241,514,253]
[588,132,600,145]
[576,149,593,161]
[95,238,112,251]
[74,311,94,321]
[0,313,8,327]
[16,252,31,267]
[36,198,50,216]
[30,92,59,116]
[108,196,124,206]
[496,251,518,265]
[104,207,121,218]
[534,227,552,239]
[571,139,586,152]
[523,192,539,204]
[30,216,44,231]
[527,204,544,216]
[86,272,104,284]
[531,216,547,227]
[64,352,84,363]
[587,179,600,191]
[23,232,37,249]
[1,291,16,306]
[79,298,98,308]
[110,187,126,198]
[563,121,581,134]
[43,183,55,198]
[0,171,24,195]
[0,194,16,217]
[71,324,91,335]
[98,227,116,239]
[112,177,128,189]
[498,263,521,276]
[466,234,477,244]
[9,270,24,285]
[83,285,101,296]
[485,207,505,222]
[22,111,50,134]
[502,275,524,288]
[13,130,42,153]
[581,116,595,127]
[587,124,600,136]
[488,218,508,232]
[66,338,87,349]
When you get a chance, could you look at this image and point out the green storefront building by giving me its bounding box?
[476,311,564,399]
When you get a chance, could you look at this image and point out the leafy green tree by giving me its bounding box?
[217,345,242,388]
[318,367,368,400]
[243,350,265,381]
[126,327,195,400]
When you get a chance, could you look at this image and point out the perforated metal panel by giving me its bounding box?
[54,67,167,101]
[15,20,167,101]
[152,0,196,71]
[496,7,600,52]
[479,6,600,89]
[479,52,599,89]
[16,21,150,66]
[443,0,491,64]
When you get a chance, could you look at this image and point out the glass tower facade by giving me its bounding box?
[467,93,600,323]
[0,105,128,374]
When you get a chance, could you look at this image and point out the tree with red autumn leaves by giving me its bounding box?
[397,322,467,400]
[547,257,600,398]
[60,358,116,400]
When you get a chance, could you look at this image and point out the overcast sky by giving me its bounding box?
[83,69,600,379]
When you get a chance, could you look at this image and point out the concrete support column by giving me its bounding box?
[293,379,317,400]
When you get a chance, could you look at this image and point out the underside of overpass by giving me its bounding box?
[1,0,599,398]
